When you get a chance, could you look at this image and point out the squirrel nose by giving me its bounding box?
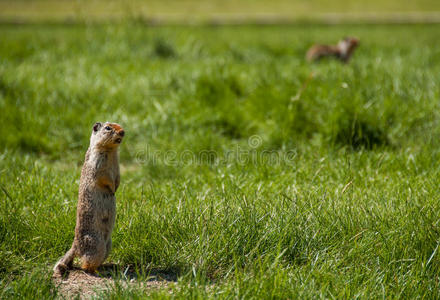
[118,130,125,137]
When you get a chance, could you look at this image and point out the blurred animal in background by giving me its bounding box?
[306,37,359,63]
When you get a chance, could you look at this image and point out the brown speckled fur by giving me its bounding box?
[306,37,360,63]
[54,122,124,275]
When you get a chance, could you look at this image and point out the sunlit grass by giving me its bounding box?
[1,23,440,298]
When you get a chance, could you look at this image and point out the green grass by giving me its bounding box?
[1,23,440,298]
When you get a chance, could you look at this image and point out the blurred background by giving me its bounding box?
[1,0,440,24]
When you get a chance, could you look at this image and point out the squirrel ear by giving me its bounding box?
[93,122,102,132]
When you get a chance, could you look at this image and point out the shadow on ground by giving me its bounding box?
[98,263,178,282]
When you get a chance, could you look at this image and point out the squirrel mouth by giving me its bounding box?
[114,138,122,144]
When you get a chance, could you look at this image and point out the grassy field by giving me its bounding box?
[1,23,440,298]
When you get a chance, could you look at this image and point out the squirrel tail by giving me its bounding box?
[53,245,76,276]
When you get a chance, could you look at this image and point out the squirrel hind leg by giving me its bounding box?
[53,247,76,276]
[80,253,105,274]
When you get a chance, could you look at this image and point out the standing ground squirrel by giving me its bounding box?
[306,37,360,63]
[53,122,125,276]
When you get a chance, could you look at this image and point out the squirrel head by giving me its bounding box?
[338,37,360,61]
[90,122,125,150]
[341,37,359,48]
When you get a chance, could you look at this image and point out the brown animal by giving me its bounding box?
[53,122,125,275]
[306,37,360,63]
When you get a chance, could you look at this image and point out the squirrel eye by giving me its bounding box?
[105,126,112,131]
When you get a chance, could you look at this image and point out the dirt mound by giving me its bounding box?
[53,264,176,299]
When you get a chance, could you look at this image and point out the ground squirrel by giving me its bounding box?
[53,122,125,275]
[306,37,360,63]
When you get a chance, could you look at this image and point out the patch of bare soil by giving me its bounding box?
[53,264,177,299]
